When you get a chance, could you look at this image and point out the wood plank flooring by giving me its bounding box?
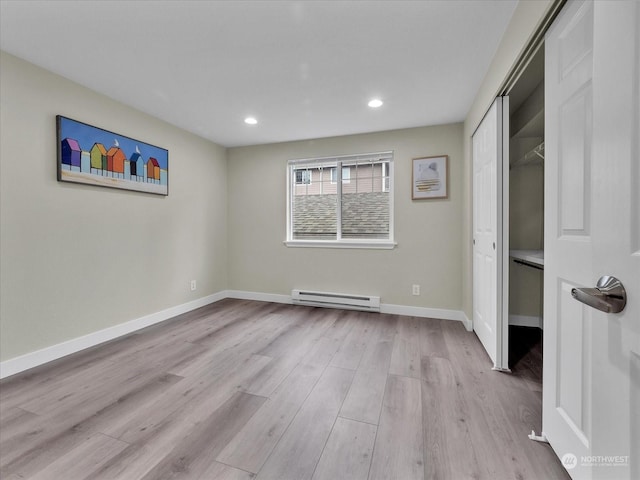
[0,299,569,479]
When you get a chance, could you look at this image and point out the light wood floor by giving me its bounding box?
[0,299,569,479]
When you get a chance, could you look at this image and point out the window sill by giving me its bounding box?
[284,240,397,250]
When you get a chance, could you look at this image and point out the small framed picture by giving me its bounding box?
[412,155,448,200]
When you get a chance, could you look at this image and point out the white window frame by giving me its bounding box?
[382,162,389,192]
[285,151,395,249]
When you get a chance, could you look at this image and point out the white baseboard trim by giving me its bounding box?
[226,290,468,326]
[0,291,226,380]
[509,314,542,329]
[0,289,470,379]
[226,291,470,331]
[225,290,293,305]
[380,303,468,325]
[460,312,473,331]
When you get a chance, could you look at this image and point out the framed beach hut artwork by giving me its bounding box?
[412,155,448,200]
[57,115,169,196]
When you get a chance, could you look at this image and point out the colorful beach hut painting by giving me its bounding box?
[147,157,160,184]
[90,143,107,173]
[107,144,126,179]
[61,138,81,169]
[129,149,144,180]
[57,115,169,195]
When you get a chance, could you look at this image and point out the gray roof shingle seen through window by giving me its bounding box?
[293,192,389,239]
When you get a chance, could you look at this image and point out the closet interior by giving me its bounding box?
[507,46,545,375]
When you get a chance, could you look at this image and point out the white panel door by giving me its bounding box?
[544,1,639,478]
[472,98,508,369]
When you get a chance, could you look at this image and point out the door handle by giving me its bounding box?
[571,276,627,313]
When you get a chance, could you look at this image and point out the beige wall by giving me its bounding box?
[0,0,555,364]
[462,0,554,319]
[0,52,228,361]
[509,164,544,317]
[227,124,463,309]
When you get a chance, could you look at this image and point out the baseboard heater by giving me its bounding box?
[291,289,381,312]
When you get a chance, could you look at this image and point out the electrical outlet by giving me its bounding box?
[190,280,197,291]
[412,284,420,296]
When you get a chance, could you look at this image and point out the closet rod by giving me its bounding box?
[511,142,545,169]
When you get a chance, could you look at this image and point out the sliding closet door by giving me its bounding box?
[472,97,509,370]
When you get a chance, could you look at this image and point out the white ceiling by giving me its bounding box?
[0,0,517,148]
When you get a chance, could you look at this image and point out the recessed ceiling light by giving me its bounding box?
[368,99,383,108]
[244,117,258,125]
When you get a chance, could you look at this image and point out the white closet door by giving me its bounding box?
[472,97,509,369]
[544,1,639,478]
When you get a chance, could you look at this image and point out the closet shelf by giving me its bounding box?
[511,142,544,169]
[510,250,544,269]
[512,109,544,139]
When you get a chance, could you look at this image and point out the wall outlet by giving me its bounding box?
[412,284,420,296]
[190,280,197,291]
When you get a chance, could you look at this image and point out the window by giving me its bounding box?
[330,166,351,184]
[295,169,312,185]
[286,151,394,249]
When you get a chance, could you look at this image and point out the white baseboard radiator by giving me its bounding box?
[291,289,381,312]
